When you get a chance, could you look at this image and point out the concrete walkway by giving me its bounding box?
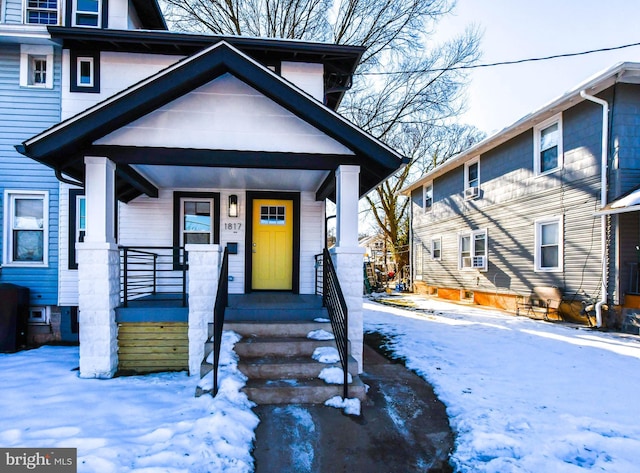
[252,343,454,472]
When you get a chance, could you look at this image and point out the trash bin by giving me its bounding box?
[0,283,29,352]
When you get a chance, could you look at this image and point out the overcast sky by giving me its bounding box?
[435,0,640,135]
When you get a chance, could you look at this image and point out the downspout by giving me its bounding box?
[580,90,609,328]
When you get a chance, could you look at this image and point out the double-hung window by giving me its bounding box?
[73,0,101,27]
[25,0,59,24]
[459,229,487,270]
[431,237,441,260]
[535,216,563,272]
[423,183,433,212]
[464,158,480,200]
[534,114,563,175]
[4,191,48,266]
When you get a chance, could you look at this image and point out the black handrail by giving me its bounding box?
[120,246,187,307]
[212,247,229,396]
[322,247,349,399]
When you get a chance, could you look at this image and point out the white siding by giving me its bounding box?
[61,51,181,119]
[58,183,81,305]
[281,61,324,102]
[299,191,324,294]
[96,73,354,155]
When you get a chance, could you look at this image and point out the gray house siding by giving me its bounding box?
[412,93,607,309]
[0,44,62,306]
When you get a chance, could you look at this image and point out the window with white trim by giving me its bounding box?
[534,114,563,175]
[77,57,94,87]
[70,50,100,93]
[431,237,441,260]
[25,0,59,24]
[535,216,563,272]
[73,0,101,26]
[20,45,54,89]
[423,183,433,212]
[459,229,487,270]
[68,190,85,270]
[464,158,480,200]
[3,191,48,266]
[414,242,423,280]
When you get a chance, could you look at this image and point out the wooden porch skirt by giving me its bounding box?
[117,322,188,374]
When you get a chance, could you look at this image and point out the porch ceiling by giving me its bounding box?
[134,164,329,192]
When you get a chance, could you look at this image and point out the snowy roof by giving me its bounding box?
[401,61,640,195]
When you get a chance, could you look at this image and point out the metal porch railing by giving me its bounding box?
[321,247,349,399]
[120,246,187,307]
[212,247,230,396]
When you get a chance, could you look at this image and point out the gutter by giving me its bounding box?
[580,90,609,328]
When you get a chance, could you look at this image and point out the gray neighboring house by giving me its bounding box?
[402,62,640,331]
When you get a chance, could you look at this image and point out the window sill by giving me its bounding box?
[2,263,49,268]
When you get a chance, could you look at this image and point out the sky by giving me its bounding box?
[435,0,640,135]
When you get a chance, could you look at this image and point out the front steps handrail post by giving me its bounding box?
[322,248,349,399]
[212,247,230,396]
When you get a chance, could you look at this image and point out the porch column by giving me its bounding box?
[331,165,365,373]
[77,156,119,378]
[186,244,221,376]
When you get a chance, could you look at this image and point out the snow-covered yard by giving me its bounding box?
[364,297,640,473]
[0,332,258,473]
[2,298,640,472]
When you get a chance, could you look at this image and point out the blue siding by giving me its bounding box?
[0,44,62,305]
[3,0,25,24]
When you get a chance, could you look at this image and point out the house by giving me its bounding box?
[0,0,165,347]
[17,23,408,390]
[401,62,640,329]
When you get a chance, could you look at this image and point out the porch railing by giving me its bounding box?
[120,246,187,307]
[212,247,229,397]
[321,247,349,399]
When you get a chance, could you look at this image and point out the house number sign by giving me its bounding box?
[224,223,242,232]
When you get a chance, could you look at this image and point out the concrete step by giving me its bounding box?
[242,376,367,405]
[223,321,331,338]
[238,355,359,379]
[234,336,345,358]
[225,307,327,322]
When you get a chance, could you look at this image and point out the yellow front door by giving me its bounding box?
[252,199,293,290]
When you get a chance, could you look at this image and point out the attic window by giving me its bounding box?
[70,51,100,93]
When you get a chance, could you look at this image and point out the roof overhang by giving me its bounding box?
[401,62,640,195]
[17,41,407,202]
[46,27,364,110]
[595,185,640,216]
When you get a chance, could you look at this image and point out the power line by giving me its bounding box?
[357,40,640,76]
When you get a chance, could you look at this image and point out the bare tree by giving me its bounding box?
[161,0,483,269]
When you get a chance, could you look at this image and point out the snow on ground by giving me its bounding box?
[364,297,640,473]
[0,331,258,473]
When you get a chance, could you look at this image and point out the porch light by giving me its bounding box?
[228,195,238,217]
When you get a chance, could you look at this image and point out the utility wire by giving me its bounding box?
[357,40,640,75]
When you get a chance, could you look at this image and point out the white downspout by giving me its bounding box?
[580,90,609,328]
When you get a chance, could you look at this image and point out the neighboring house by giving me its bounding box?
[402,62,640,329]
[0,0,165,346]
[18,26,407,383]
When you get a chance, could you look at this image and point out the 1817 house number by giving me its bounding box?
[224,223,242,231]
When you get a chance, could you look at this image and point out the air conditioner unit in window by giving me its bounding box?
[464,186,479,199]
[462,256,472,268]
[472,256,485,268]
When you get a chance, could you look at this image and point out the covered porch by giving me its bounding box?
[17,40,407,384]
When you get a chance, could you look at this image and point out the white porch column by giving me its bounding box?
[77,156,119,378]
[186,244,221,376]
[331,165,365,373]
